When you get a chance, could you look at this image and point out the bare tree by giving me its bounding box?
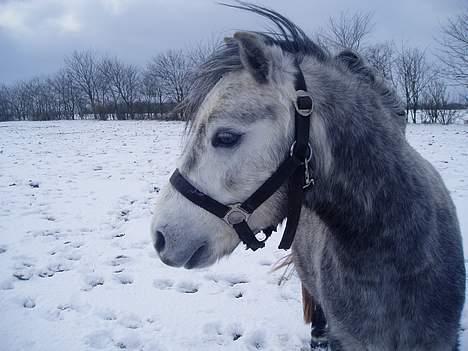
[100,58,140,119]
[21,78,52,121]
[8,82,28,121]
[364,42,397,88]
[65,50,100,118]
[321,11,374,52]
[395,46,432,123]
[95,64,113,120]
[48,69,80,119]
[0,85,12,121]
[118,64,140,119]
[99,58,121,119]
[422,78,459,124]
[148,50,191,105]
[2,73,87,121]
[437,9,468,88]
[141,68,166,119]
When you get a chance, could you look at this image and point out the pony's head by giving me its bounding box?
[150,5,404,269]
[151,5,329,269]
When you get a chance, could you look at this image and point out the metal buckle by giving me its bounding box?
[223,204,250,226]
[289,142,315,189]
[294,90,314,117]
[303,161,315,189]
[254,232,268,242]
[289,142,313,163]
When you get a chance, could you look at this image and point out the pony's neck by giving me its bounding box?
[301,62,408,242]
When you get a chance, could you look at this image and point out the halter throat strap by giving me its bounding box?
[169,64,313,251]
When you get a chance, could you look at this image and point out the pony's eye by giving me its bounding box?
[212,130,242,148]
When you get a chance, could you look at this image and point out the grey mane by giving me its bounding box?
[181,3,329,126]
[181,2,404,129]
[334,50,406,129]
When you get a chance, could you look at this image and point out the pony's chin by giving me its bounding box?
[183,245,216,269]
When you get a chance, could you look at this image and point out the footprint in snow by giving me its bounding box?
[12,257,34,281]
[70,241,84,249]
[202,321,223,337]
[43,215,56,222]
[204,273,249,287]
[32,229,58,238]
[114,333,142,350]
[46,304,80,321]
[114,273,134,285]
[13,268,34,281]
[97,308,117,321]
[83,274,105,290]
[175,281,199,294]
[0,279,14,290]
[48,261,72,273]
[110,254,131,267]
[226,323,244,341]
[28,180,40,188]
[202,321,244,344]
[119,313,143,329]
[119,209,130,222]
[85,330,114,349]
[48,249,57,256]
[65,252,81,261]
[152,278,174,290]
[231,287,244,299]
[145,316,163,331]
[23,297,36,309]
[0,245,7,254]
[57,303,74,311]
[13,258,35,268]
[37,268,55,278]
[245,330,267,350]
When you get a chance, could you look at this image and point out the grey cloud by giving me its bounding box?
[0,0,464,84]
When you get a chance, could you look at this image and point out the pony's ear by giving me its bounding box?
[335,50,375,84]
[224,37,237,46]
[233,32,270,84]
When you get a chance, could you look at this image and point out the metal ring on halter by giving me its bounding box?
[223,203,250,226]
[289,142,313,163]
[294,90,314,117]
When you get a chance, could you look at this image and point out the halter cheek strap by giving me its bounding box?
[169,64,314,251]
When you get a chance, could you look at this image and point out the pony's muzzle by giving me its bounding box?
[152,228,210,269]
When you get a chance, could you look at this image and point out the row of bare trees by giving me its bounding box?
[0,47,212,121]
[318,9,467,124]
[0,9,466,123]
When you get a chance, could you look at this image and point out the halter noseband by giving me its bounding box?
[169,65,314,251]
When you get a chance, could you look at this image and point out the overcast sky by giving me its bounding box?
[0,0,464,84]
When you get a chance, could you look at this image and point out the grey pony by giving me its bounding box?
[151,4,465,350]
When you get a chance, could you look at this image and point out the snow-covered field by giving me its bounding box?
[0,121,467,351]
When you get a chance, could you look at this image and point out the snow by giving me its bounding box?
[0,120,467,351]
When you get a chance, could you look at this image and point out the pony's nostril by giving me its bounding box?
[154,230,166,253]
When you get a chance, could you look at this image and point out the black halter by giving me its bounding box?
[169,65,314,251]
